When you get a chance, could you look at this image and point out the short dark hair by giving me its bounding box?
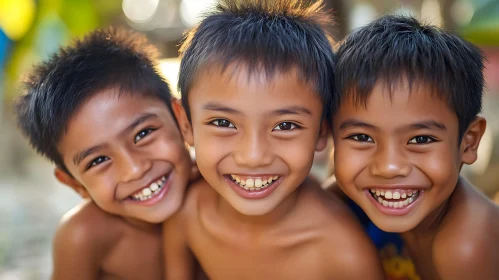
[334,15,485,138]
[15,27,173,173]
[178,0,335,121]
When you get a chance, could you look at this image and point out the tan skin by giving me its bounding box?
[332,79,499,279]
[164,65,385,280]
[53,89,192,279]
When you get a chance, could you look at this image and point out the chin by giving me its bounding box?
[231,202,276,216]
[368,216,418,233]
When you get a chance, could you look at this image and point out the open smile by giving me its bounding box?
[225,174,282,199]
[128,173,171,205]
[365,188,424,215]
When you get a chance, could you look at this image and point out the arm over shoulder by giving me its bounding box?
[52,203,120,280]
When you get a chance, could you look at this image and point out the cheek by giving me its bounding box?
[333,143,367,182]
[414,147,460,186]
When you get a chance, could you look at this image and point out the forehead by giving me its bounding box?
[189,63,319,104]
[336,80,458,127]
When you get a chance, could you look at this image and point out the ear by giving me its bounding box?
[172,99,194,146]
[315,119,329,152]
[54,168,90,199]
[460,117,486,165]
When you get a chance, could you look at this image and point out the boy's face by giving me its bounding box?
[332,80,482,232]
[177,65,327,216]
[57,90,191,224]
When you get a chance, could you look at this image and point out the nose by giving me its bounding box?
[369,143,411,179]
[233,129,273,168]
[118,150,152,183]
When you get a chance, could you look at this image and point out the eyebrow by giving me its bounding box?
[72,113,158,166]
[203,102,312,116]
[203,102,242,115]
[270,106,312,116]
[339,119,378,131]
[339,119,447,132]
[407,121,447,131]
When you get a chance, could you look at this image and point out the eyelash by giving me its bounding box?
[408,135,437,144]
[134,128,156,143]
[210,119,235,128]
[346,134,374,143]
[346,134,438,145]
[86,156,109,170]
[272,122,301,131]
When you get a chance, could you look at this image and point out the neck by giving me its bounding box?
[217,184,302,230]
[123,217,162,234]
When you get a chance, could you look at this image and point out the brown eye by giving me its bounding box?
[134,128,154,143]
[408,136,435,144]
[273,122,298,131]
[349,134,374,143]
[211,119,235,128]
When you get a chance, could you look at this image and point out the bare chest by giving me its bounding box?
[101,232,163,280]
[190,227,329,280]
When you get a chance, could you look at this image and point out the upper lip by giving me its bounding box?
[363,185,428,190]
[121,172,171,199]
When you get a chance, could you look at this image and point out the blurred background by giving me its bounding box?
[0,0,498,278]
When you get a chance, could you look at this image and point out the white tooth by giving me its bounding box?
[256,187,261,191]
[388,202,394,207]
[246,179,255,188]
[161,176,166,182]
[262,180,268,185]
[150,183,159,191]
[273,176,278,180]
[255,179,262,188]
[393,192,400,199]
[382,200,388,206]
[408,191,413,197]
[408,197,414,203]
[244,187,249,190]
[231,175,235,179]
[385,191,393,199]
[381,191,385,196]
[376,190,381,196]
[401,193,407,199]
[235,176,241,183]
[268,178,273,183]
[370,189,375,193]
[403,200,409,206]
[250,188,255,191]
[142,188,152,196]
[377,197,383,203]
[399,202,404,208]
[240,180,246,186]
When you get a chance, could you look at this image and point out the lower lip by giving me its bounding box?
[365,190,423,216]
[225,176,282,199]
[128,174,172,207]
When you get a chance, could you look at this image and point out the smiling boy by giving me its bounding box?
[163,1,384,279]
[16,28,192,279]
[332,15,499,279]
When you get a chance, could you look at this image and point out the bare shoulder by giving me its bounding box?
[55,200,123,258]
[174,178,215,219]
[52,200,125,279]
[433,179,499,279]
[298,180,385,279]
